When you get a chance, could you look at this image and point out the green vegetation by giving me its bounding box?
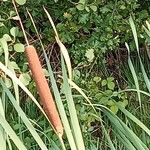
[0,0,150,149]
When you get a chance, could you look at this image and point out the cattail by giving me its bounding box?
[25,45,63,136]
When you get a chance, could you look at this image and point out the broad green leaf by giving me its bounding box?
[108,82,115,90]
[85,6,90,12]
[15,0,26,5]
[101,80,107,86]
[76,4,85,11]
[85,49,94,62]
[19,73,31,86]
[107,100,114,106]
[10,27,19,38]
[107,77,114,82]
[5,78,12,88]
[90,5,97,12]
[3,34,12,42]
[93,77,101,83]
[79,0,85,4]
[14,43,24,52]
[110,105,118,114]
[8,61,20,70]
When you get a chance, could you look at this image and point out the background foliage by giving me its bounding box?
[0,0,150,149]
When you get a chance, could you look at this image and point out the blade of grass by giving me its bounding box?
[115,89,150,97]
[92,106,137,150]
[146,21,150,31]
[7,136,13,150]
[116,104,150,136]
[0,97,6,150]
[0,38,9,67]
[1,80,48,150]
[43,7,72,80]
[100,119,116,150]
[68,79,96,112]
[129,16,150,93]
[46,63,76,150]
[0,62,52,126]
[10,69,19,104]
[114,129,136,150]
[0,113,27,150]
[61,56,85,150]
[101,107,149,150]
[125,42,141,106]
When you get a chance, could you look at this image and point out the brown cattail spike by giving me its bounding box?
[25,45,63,136]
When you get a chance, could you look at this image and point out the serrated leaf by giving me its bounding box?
[15,0,26,5]
[90,5,97,12]
[19,73,31,86]
[14,43,24,52]
[76,4,84,10]
[85,49,94,62]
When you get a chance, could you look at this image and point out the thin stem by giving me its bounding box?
[12,0,29,46]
